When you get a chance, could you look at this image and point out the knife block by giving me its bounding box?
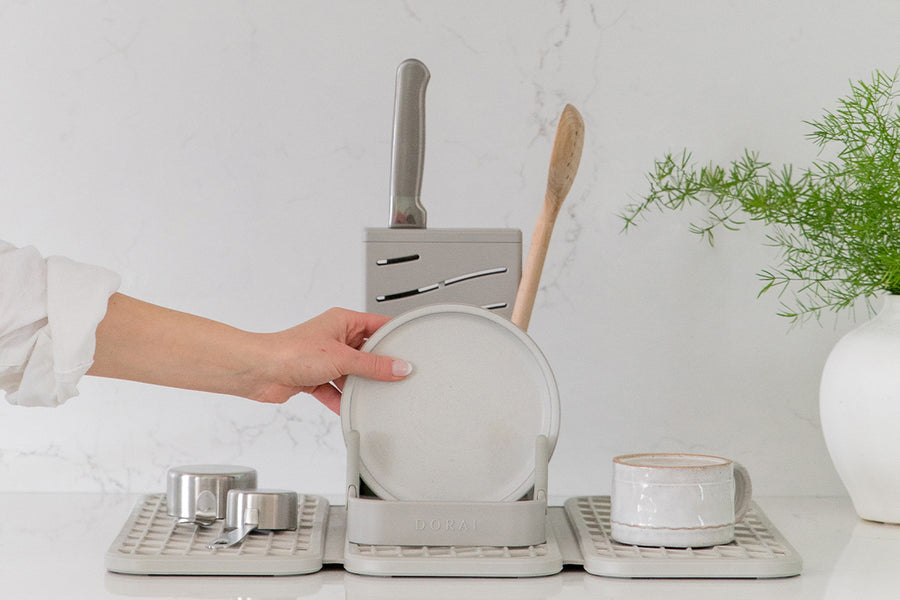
[364,228,522,319]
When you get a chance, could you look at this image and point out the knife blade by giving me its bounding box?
[389,58,430,228]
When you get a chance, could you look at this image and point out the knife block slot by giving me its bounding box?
[344,430,549,548]
[443,266,508,285]
[376,253,420,266]
[365,228,521,320]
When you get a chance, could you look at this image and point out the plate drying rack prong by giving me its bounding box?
[345,429,361,504]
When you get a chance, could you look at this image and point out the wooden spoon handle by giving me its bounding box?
[511,105,584,332]
[511,200,560,331]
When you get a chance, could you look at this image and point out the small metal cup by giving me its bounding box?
[226,489,299,531]
[166,465,257,526]
[208,489,299,549]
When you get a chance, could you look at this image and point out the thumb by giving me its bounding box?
[339,347,412,382]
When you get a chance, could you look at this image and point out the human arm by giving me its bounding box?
[86,294,410,413]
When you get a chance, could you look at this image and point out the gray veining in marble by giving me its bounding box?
[2,0,888,497]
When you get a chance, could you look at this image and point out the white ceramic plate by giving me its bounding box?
[340,304,560,502]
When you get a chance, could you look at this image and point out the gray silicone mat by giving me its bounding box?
[105,493,329,576]
[564,496,803,578]
[106,496,801,578]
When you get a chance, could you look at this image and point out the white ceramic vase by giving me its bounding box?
[820,294,900,523]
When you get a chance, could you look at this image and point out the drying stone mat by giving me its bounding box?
[564,496,802,578]
[105,493,329,576]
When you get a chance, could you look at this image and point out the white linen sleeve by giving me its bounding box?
[0,241,120,407]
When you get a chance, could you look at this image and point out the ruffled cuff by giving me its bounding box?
[6,256,120,407]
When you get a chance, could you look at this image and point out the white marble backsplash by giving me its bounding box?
[2,0,896,496]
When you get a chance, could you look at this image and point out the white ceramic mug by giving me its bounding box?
[610,453,752,547]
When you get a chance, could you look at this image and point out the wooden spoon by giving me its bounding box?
[511,104,585,331]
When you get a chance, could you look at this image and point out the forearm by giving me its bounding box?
[86,294,406,411]
[87,293,270,399]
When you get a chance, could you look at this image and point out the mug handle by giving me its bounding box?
[733,462,753,522]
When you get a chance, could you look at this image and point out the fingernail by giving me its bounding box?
[392,360,413,377]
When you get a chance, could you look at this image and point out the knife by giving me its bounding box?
[389,59,430,228]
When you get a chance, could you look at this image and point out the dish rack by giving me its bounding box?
[342,432,561,577]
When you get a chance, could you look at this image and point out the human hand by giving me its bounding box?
[248,307,411,413]
[89,295,407,414]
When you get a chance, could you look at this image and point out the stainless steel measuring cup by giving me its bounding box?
[166,465,257,526]
[208,489,299,549]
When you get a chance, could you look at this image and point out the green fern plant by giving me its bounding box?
[622,69,900,322]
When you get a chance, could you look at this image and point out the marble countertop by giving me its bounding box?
[1,494,895,599]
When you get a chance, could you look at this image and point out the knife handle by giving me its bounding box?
[390,59,430,228]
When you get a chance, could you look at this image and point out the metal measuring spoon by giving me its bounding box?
[208,489,299,549]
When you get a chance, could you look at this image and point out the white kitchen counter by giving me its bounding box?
[0,494,896,599]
